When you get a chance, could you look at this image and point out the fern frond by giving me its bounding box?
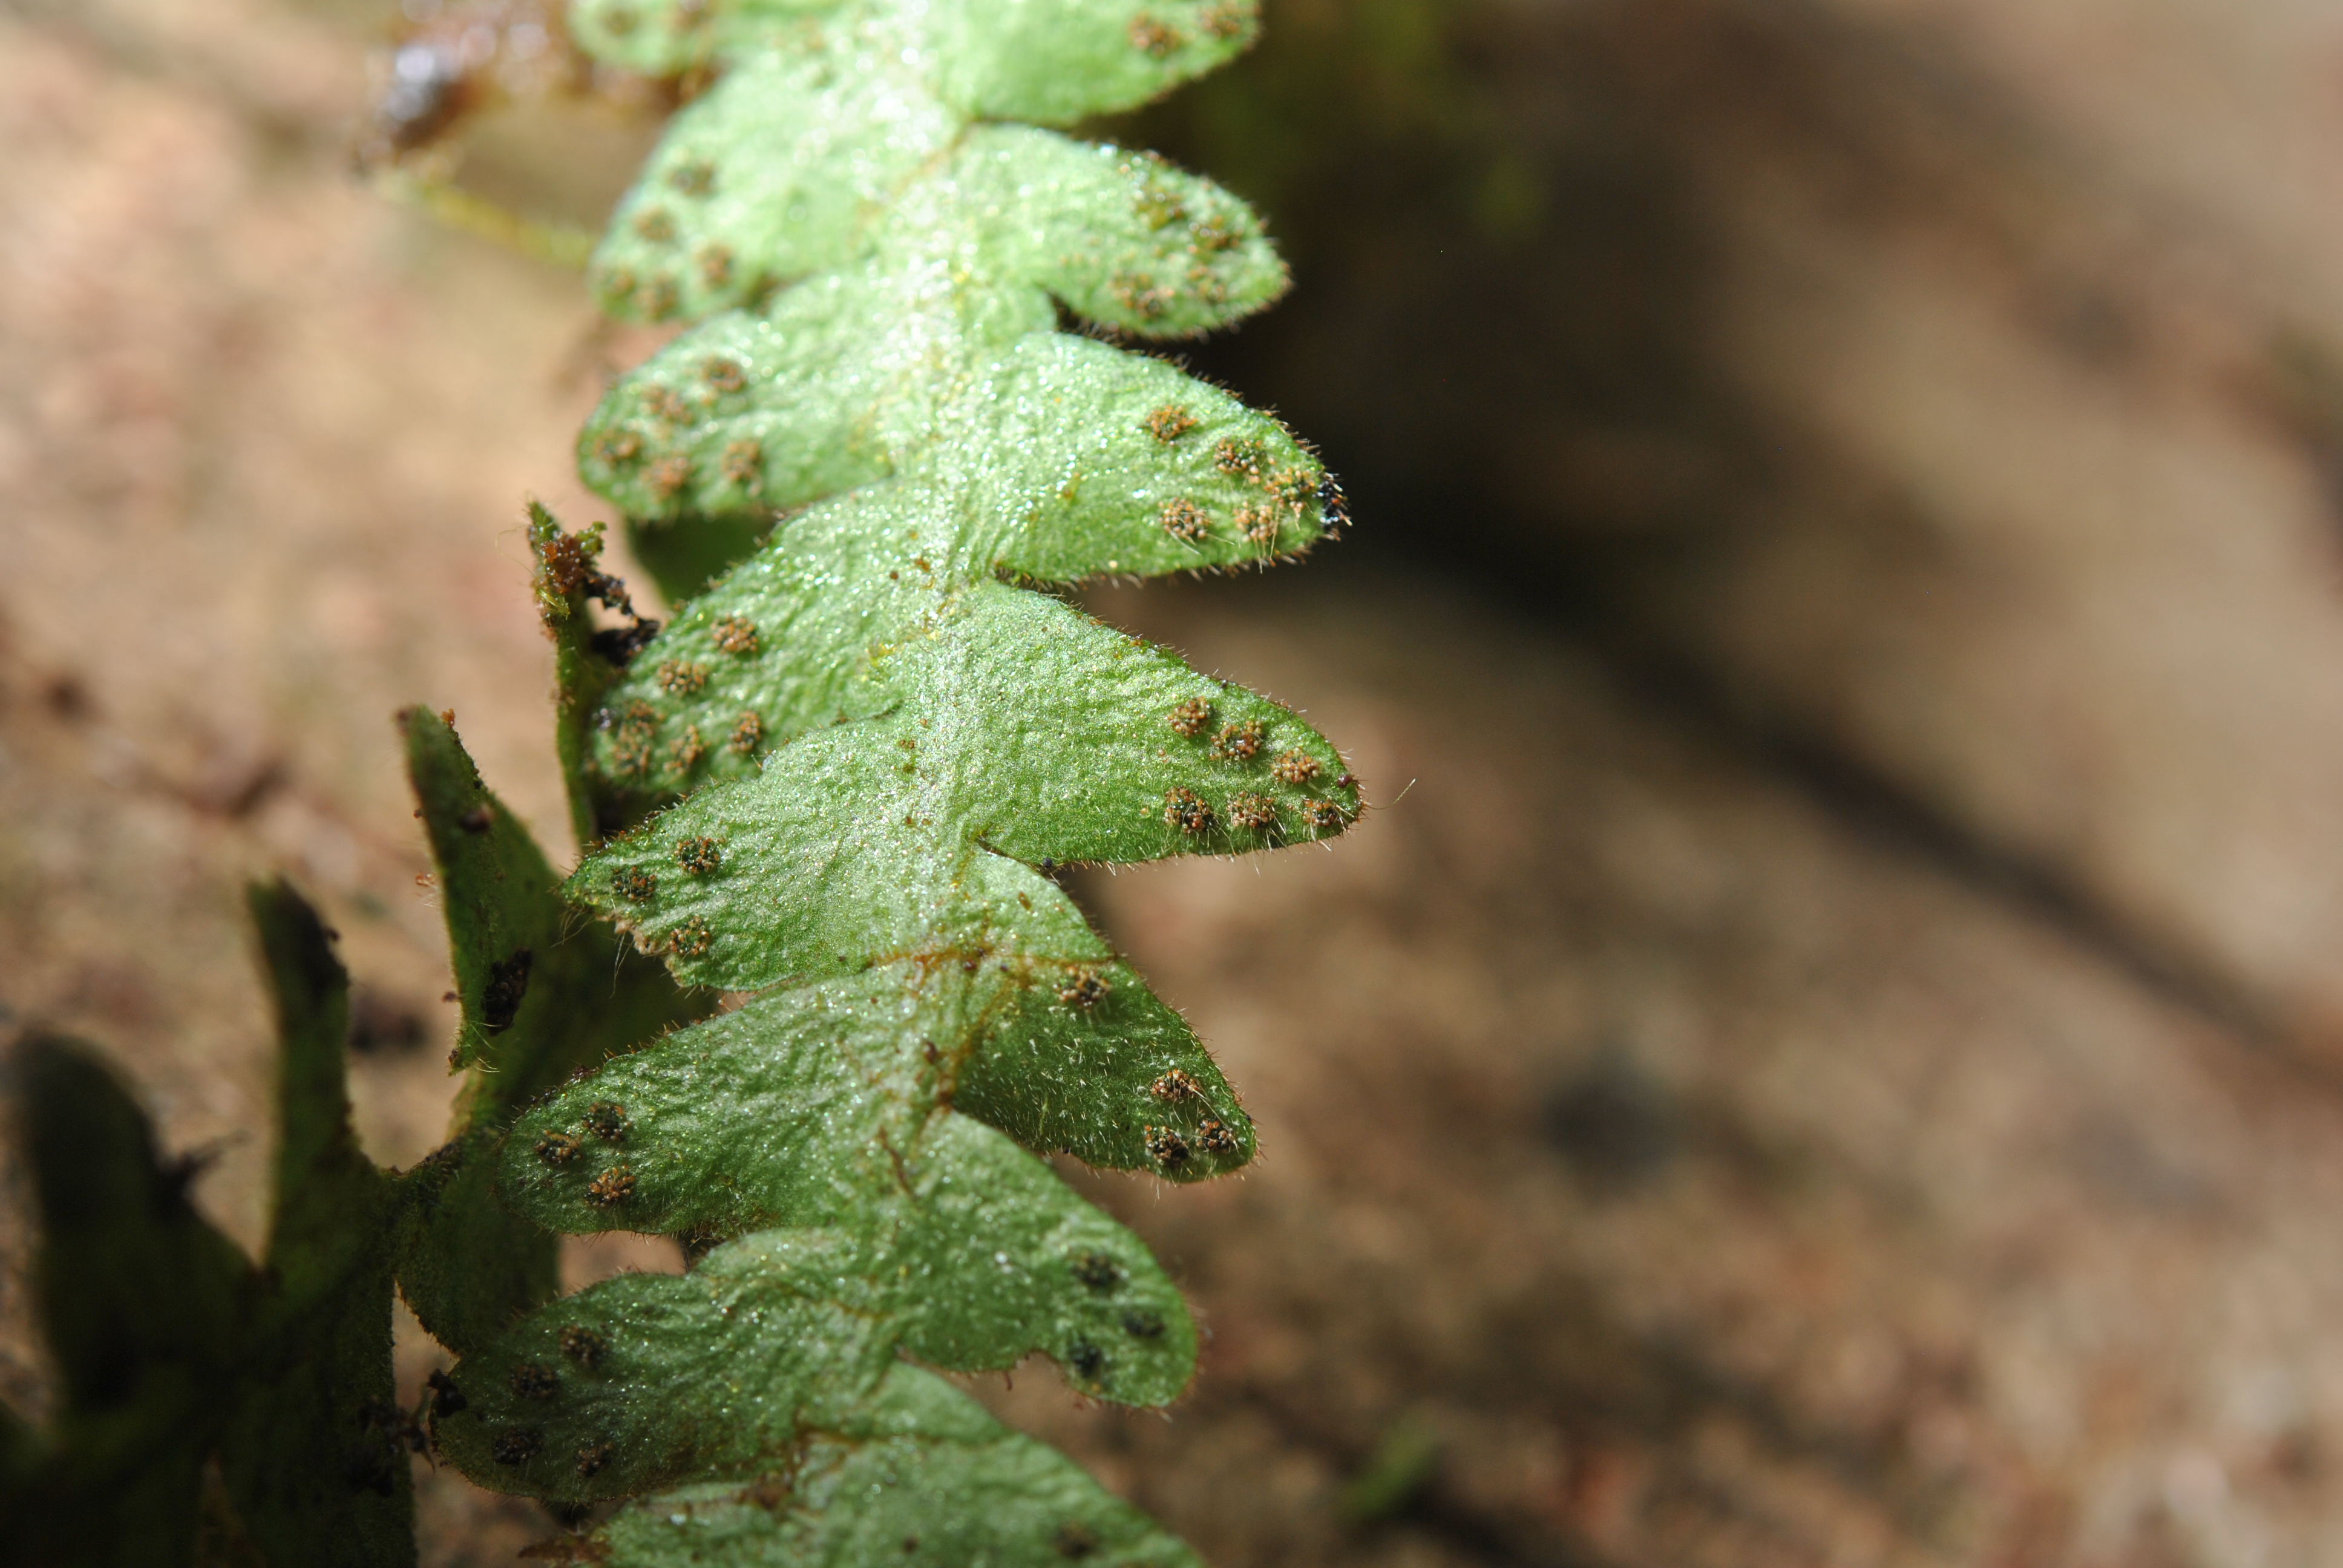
[0,886,413,1567]
[418,2,1352,1561]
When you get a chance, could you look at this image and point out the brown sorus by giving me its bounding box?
[509,1362,558,1400]
[1150,1069,1202,1102]
[482,950,532,1032]
[712,615,759,655]
[1226,792,1277,832]
[582,1100,631,1142]
[1211,719,1263,762]
[1159,497,1209,542]
[490,1428,540,1466]
[1127,15,1180,56]
[1270,750,1320,786]
[1214,436,1264,477]
[427,1369,466,1417]
[1198,2,1248,39]
[1143,404,1197,442]
[637,275,679,319]
[1300,797,1349,832]
[1163,788,1213,835]
[585,1165,636,1207]
[719,439,761,488]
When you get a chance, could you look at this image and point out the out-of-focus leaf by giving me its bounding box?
[217,883,410,1567]
[0,1038,255,1568]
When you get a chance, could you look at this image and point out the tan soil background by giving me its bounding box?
[7,1,2343,1564]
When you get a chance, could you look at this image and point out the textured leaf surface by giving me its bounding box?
[500,959,1252,1186]
[494,987,1204,1397]
[586,1367,1202,1568]
[436,1226,1195,1504]
[566,0,813,79]
[951,959,1257,1174]
[926,0,1257,125]
[393,709,710,1358]
[432,1237,879,1501]
[572,584,1354,994]
[577,145,1296,538]
[419,5,1352,1562]
[592,33,957,324]
[575,1,1262,324]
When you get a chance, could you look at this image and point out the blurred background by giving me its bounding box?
[7,0,2343,1562]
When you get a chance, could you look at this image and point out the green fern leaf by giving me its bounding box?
[569,587,1347,986]
[392,709,710,1359]
[576,1,1262,324]
[218,883,411,1567]
[433,1122,1196,1497]
[424,2,1350,1560]
[0,1040,257,1566]
[0,884,414,1567]
[584,1366,1199,1566]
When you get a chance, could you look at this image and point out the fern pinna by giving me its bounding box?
[419,0,1356,1562]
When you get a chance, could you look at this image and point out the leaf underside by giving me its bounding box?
[416,2,1360,1563]
[394,707,712,1362]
